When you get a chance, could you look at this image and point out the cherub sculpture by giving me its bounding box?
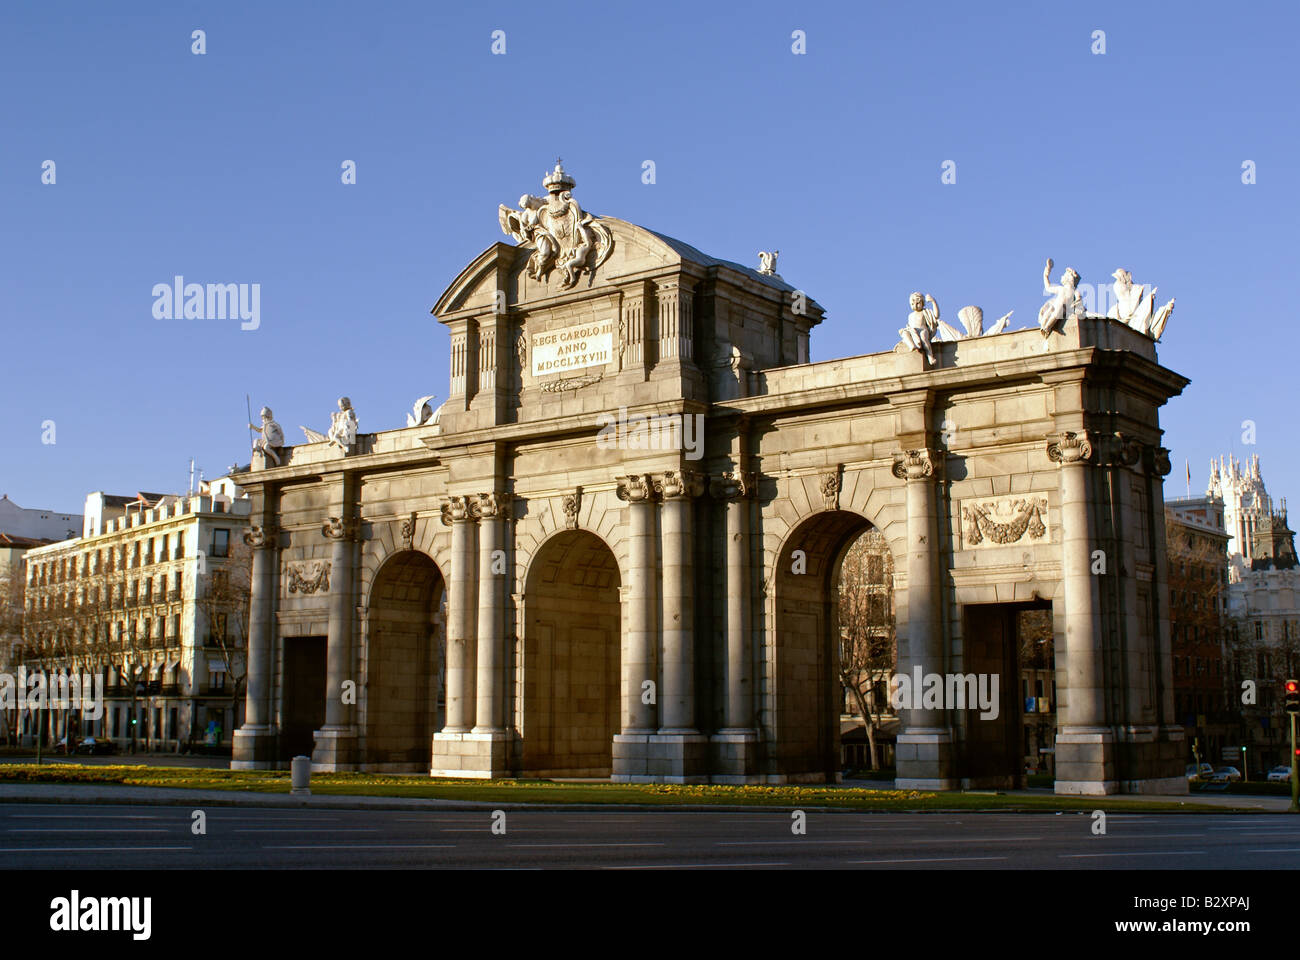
[899,292,941,364]
[300,397,358,453]
[1038,258,1083,337]
[248,406,284,467]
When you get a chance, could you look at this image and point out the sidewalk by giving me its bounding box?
[0,781,1291,813]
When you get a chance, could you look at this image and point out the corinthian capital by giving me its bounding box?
[1103,432,1144,467]
[439,495,476,525]
[615,474,656,503]
[654,469,706,500]
[709,470,756,501]
[891,448,936,481]
[321,517,356,541]
[243,523,276,548]
[475,492,513,519]
[1146,445,1172,477]
[1046,430,1094,465]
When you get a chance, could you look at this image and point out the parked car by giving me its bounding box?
[1267,765,1292,783]
[1211,766,1242,782]
[1185,763,1214,780]
[74,737,116,756]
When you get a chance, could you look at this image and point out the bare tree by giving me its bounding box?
[837,528,897,770]
[194,536,251,741]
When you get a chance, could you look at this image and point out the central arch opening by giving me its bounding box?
[774,510,898,782]
[522,530,621,777]
[365,551,445,772]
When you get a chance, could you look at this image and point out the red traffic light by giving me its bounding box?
[1288,680,1300,694]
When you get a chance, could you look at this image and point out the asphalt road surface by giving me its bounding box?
[1,804,1298,869]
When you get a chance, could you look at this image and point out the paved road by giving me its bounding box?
[1,803,1298,869]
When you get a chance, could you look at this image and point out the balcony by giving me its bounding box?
[168,590,182,603]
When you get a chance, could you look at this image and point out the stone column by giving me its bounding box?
[232,518,276,768]
[892,448,954,789]
[655,470,705,732]
[710,470,759,781]
[313,514,359,770]
[612,474,658,780]
[473,493,510,733]
[1048,430,1116,795]
[440,496,477,734]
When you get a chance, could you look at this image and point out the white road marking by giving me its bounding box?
[506,837,665,842]
[263,843,456,850]
[233,828,379,833]
[846,856,1009,864]
[0,846,190,852]
[606,862,790,869]
[1059,851,1205,858]
[8,828,167,833]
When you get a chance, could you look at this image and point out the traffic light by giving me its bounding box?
[1286,679,1300,715]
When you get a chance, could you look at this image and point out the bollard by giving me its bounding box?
[290,755,312,796]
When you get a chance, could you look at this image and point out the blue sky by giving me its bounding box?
[2,0,1296,514]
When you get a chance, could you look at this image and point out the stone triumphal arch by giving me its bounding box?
[233,163,1189,795]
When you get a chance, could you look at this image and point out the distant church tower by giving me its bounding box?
[1209,453,1273,567]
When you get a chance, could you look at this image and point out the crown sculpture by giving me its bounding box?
[499,160,614,289]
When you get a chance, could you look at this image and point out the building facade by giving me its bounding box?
[233,165,1191,795]
[20,487,249,751]
[1165,497,1232,766]
[0,495,80,542]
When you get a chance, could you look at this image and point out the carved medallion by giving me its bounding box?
[399,512,416,550]
[286,560,330,594]
[962,495,1050,549]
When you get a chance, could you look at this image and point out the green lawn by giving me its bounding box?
[0,764,1264,812]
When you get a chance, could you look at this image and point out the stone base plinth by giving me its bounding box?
[430,731,511,778]
[709,730,761,783]
[231,725,278,770]
[1054,727,1118,795]
[894,728,957,790]
[612,732,710,782]
[310,726,359,772]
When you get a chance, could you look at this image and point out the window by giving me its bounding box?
[211,529,229,558]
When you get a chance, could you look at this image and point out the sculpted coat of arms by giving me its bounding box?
[499,160,614,289]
